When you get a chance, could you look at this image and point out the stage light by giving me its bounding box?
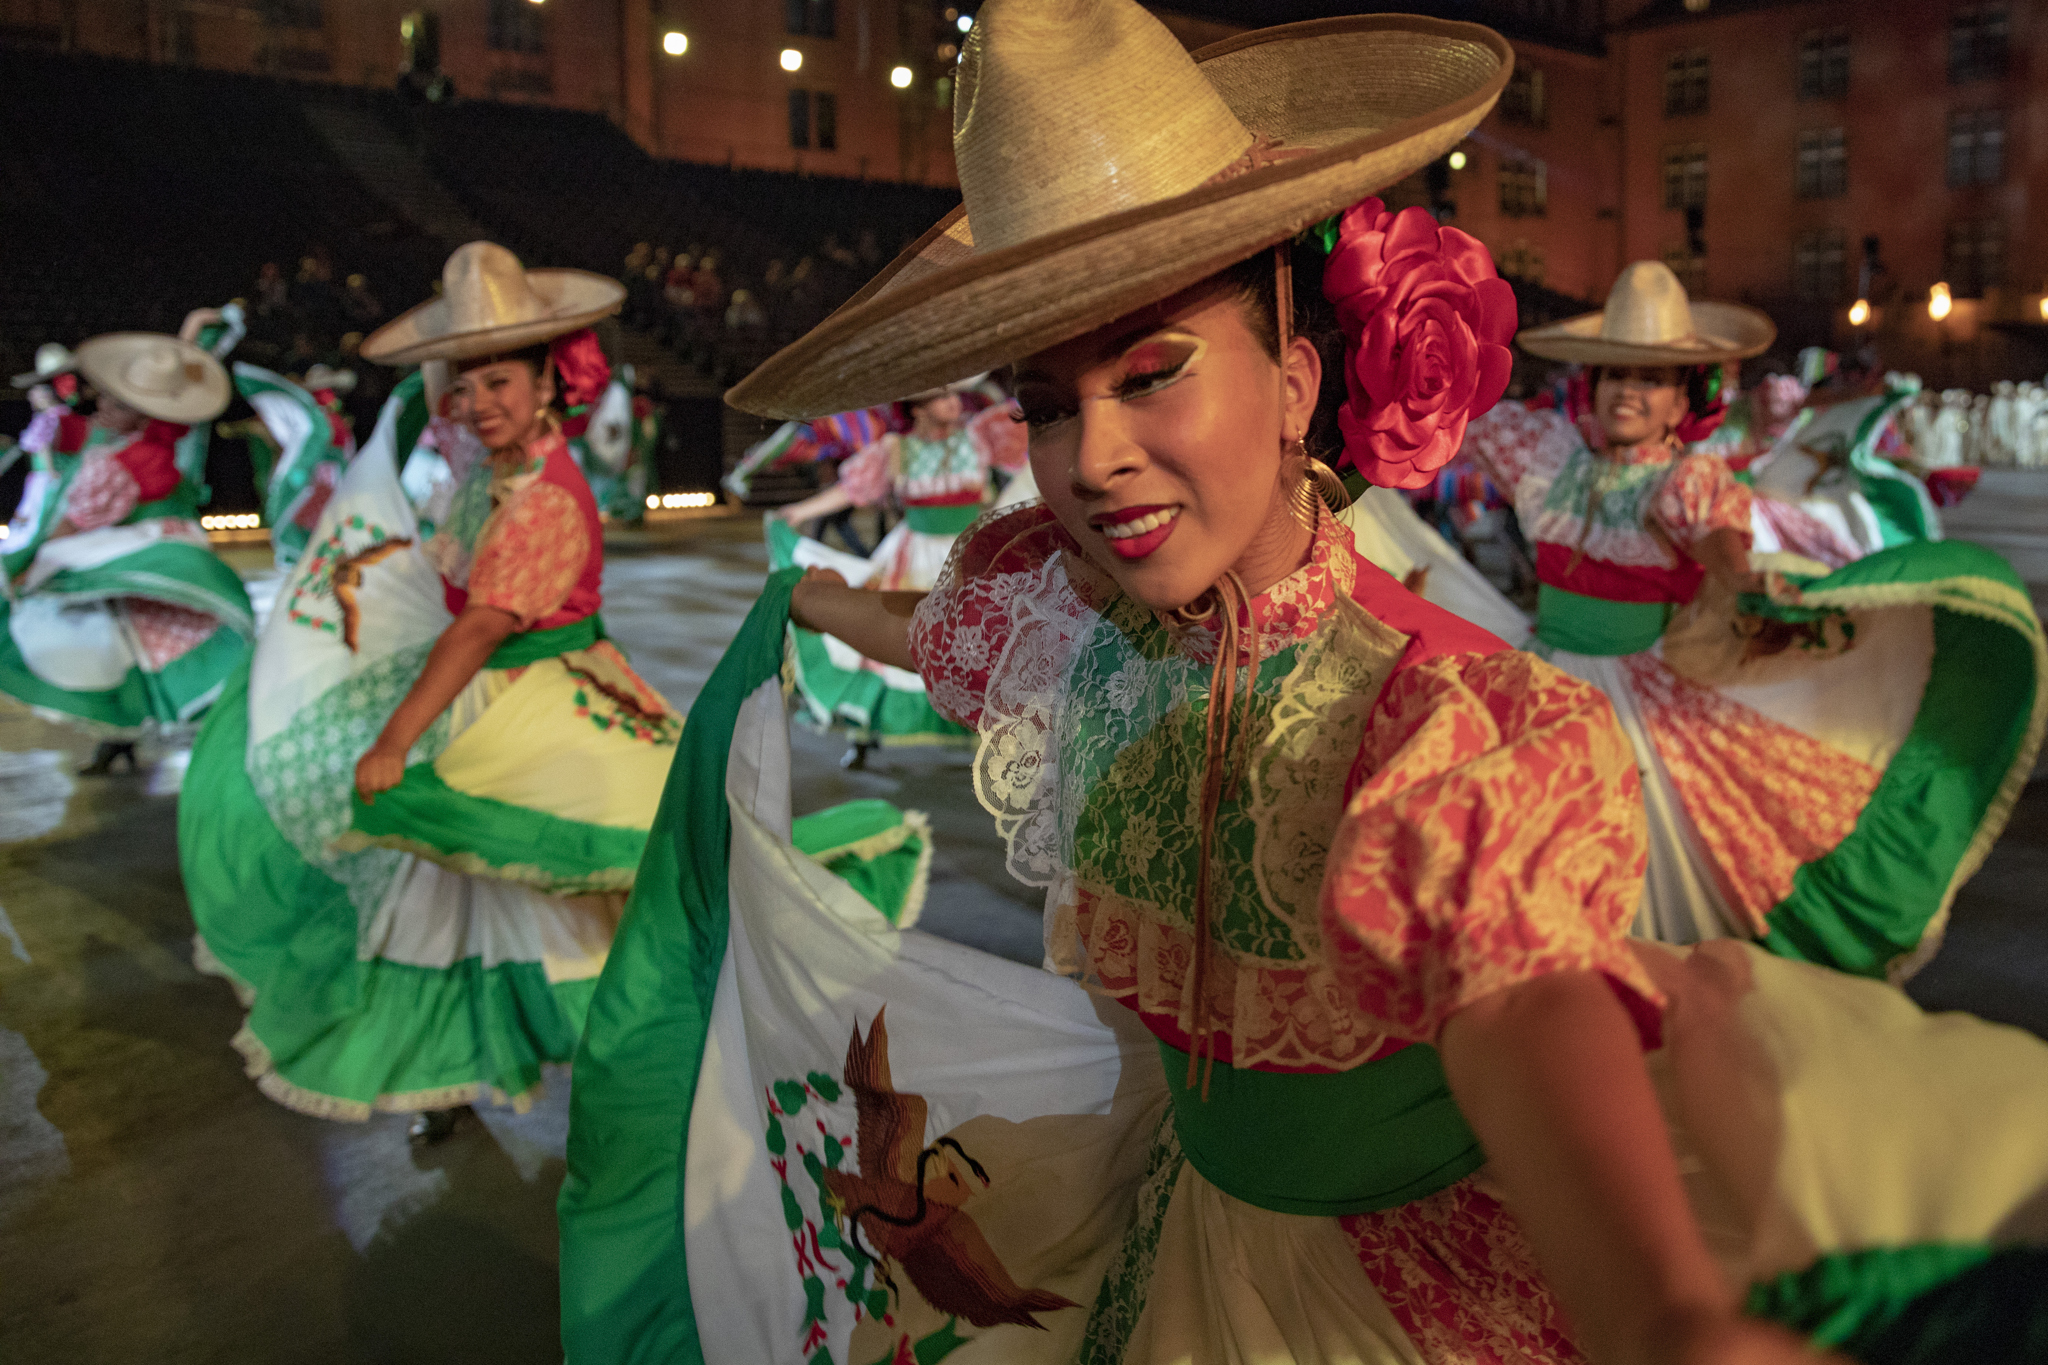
[663,30,687,55]
[646,495,660,508]
[780,48,803,71]
[1928,282,1953,321]
[958,13,974,31]
[201,513,263,531]
[1848,298,1870,326]
[1447,150,1467,171]
[2038,296,2048,321]
[891,65,913,88]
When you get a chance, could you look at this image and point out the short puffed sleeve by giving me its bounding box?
[1461,401,1580,494]
[834,436,896,508]
[467,482,591,627]
[908,502,1069,730]
[1653,452,1752,550]
[1320,648,1665,1048]
[62,456,141,530]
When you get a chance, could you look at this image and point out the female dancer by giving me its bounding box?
[1,325,252,771]
[181,242,682,1140]
[1467,262,2041,975]
[561,5,2048,1362]
[766,381,1026,761]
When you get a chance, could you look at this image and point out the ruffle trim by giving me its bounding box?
[1060,891,1396,1072]
[229,1024,539,1122]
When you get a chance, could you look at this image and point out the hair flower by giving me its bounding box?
[1321,198,1516,488]
[549,328,613,410]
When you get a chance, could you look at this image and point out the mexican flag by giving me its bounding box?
[558,571,1163,1365]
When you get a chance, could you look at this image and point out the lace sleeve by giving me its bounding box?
[835,436,895,508]
[467,483,591,627]
[62,457,141,530]
[908,503,1067,729]
[1655,453,1752,551]
[1462,402,1577,494]
[1321,649,1665,1048]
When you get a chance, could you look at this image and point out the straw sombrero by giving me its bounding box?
[1517,261,1775,366]
[727,1,1513,420]
[11,341,75,389]
[361,241,625,366]
[72,333,230,424]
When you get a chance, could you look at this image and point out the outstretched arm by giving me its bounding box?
[789,567,921,672]
[354,602,520,800]
[774,483,857,526]
[1440,972,1837,1364]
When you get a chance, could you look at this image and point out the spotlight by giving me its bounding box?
[645,495,660,508]
[780,48,803,71]
[1928,282,1953,321]
[1447,149,1467,171]
[890,65,913,88]
[2038,296,2048,321]
[663,30,687,55]
[1848,298,1870,326]
[957,13,973,31]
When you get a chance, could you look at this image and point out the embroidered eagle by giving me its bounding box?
[330,538,413,652]
[823,1009,1078,1332]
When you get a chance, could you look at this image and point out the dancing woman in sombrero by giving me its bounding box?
[560,6,2048,1363]
[765,379,1029,760]
[1462,263,2043,976]
[180,243,684,1140]
[0,326,253,766]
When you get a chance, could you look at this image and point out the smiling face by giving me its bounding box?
[1013,283,1321,612]
[448,356,555,453]
[1593,365,1688,449]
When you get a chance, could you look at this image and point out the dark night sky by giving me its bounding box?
[1140,1,1607,53]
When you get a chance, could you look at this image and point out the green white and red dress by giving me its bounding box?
[766,407,1028,747]
[0,411,252,731]
[1466,400,2044,977]
[180,402,683,1119]
[231,363,357,569]
[559,503,2048,1365]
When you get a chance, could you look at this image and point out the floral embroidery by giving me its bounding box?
[62,456,141,531]
[1625,652,1879,933]
[561,643,682,746]
[1320,649,1663,1046]
[127,600,218,669]
[916,505,1654,1068]
[1343,1179,1589,1364]
[467,482,590,627]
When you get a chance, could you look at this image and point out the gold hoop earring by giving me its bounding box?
[1288,437,1349,527]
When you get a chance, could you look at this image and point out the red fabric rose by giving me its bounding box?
[1321,198,1516,489]
[549,328,612,410]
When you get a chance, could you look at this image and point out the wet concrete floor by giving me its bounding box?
[1,509,2044,1363]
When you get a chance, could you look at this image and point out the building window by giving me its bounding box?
[1661,243,1707,294]
[788,89,836,150]
[786,0,835,38]
[1947,109,2005,186]
[1662,143,1708,210]
[788,89,811,149]
[1796,128,1847,199]
[814,91,837,151]
[1498,156,1547,217]
[1500,65,1546,127]
[487,0,545,54]
[1498,241,1546,286]
[1664,49,1709,116]
[1792,230,1847,301]
[1949,5,2009,84]
[1944,219,2005,297]
[1796,28,1848,99]
[264,0,324,28]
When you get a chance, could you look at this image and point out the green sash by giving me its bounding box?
[129,482,204,524]
[1534,584,1672,656]
[903,502,983,536]
[487,614,605,669]
[1159,1040,1486,1216]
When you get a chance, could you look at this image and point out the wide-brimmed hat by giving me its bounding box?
[361,241,625,366]
[11,342,75,389]
[1517,261,1775,366]
[727,0,1512,419]
[72,333,230,423]
[301,363,357,394]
